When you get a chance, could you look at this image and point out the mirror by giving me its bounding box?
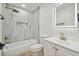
[55,3,76,27]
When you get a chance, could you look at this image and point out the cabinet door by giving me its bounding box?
[56,49,72,56]
[43,40,56,56]
[56,45,79,56]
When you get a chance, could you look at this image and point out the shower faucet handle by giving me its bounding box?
[0,15,5,20]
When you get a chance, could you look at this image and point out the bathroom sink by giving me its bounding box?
[55,38,73,44]
[46,37,75,45]
[52,37,79,48]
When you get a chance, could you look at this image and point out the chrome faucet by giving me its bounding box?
[59,32,66,41]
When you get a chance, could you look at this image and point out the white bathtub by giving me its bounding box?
[3,39,38,56]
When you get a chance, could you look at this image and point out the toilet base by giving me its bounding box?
[32,48,44,56]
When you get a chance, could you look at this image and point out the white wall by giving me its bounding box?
[52,4,79,42]
[3,5,34,43]
[39,4,54,37]
[33,7,39,41]
[39,3,79,42]
[52,29,79,42]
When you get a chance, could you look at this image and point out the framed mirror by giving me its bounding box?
[55,3,77,28]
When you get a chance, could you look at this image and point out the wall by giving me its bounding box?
[52,4,79,42]
[33,7,39,41]
[39,3,79,42]
[3,4,34,43]
[39,4,54,37]
[52,29,79,42]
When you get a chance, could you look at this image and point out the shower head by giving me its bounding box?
[6,7,19,13]
[13,9,19,13]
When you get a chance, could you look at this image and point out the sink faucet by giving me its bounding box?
[59,32,66,41]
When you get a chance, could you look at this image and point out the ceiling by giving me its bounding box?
[8,3,56,12]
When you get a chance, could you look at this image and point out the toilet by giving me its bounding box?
[30,44,43,56]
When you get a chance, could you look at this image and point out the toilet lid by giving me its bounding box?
[30,44,43,49]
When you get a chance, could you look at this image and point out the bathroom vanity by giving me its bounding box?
[42,37,79,56]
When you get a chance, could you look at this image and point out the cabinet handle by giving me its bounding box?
[52,47,55,49]
[56,48,58,51]
[52,47,58,51]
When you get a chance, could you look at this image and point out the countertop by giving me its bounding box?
[44,37,79,53]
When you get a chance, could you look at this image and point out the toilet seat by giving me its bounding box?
[30,44,43,52]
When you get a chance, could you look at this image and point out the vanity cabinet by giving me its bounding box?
[43,40,79,56]
[43,40,56,56]
[55,45,79,56]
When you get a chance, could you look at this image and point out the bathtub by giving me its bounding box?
[3,39,38,56]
